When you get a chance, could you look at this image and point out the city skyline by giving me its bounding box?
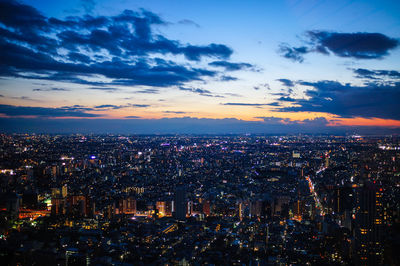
[0,134,398,264]
[1,0,400,133]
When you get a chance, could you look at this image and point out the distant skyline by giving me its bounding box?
[1,0,400,133]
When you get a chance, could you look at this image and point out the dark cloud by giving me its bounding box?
[177,19,200,28]
[131,104,150,108]
[220,76,238,82]
[94,104,123,109]
[277,80,400,120]
[277,78,295,87]
[0,1,240,88]
[277,96,296,102]
[353,68,400,83]
[163,111,188,114]
[209,61,254,71]
[308,31,399,59]
[68,52,92,64]
[125,115,140,119]
[182,44,232,61]
[0,104,101,117]
[59,105,95,111]
[33,88,70,91]
[266,102,281,107]
[253,83,270,90]
[278,44,308,63]
[280,31,399,62]
[0,0,48,32]
[93,103,150,109]
[0,38,218,87]
[270,92,289,97]
[136,89,159,94]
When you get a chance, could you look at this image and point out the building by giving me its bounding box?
[354,182,385,265]
[174,185,187,220]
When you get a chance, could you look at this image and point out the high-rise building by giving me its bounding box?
[174,185,187,220]
[119,197,136,214]
[61,185,68,198]
[6,193,20,219]
[354,182,385,265]
[202,200,211,216]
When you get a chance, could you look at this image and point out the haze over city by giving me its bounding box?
[1,0,400,133]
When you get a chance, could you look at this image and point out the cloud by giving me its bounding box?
[277,78,294,87]
[0,1,240,88]
[93,103,150,109]
[136,88,159,94]
[177,19,200,28]
[163,111,188,114]
[255,116,290,123]
[277,96,296,102]
[179,87,211,94]
[182,44,232,61]
[125,115,140,119]
[58,104,95,111]
[278,44,308,62]
[308,31,399,59]
[266,102,281,107]
[353,68,400,85]
[222,102,275,106]
[33,88,70,91]
[131,104,150,108]
[279,31,399,62]
[219,75,238,82]
[0,39,218,87]
[9,96,40,101]
[68,52,92,64]
[224,93,242,97]
[81,0,96,14]
[209,61,254,71]
[179,86,224,97]
[87,87,119,91]
[253,83,270,90]
[277,80,400,120]
[0,0,48,33]
[93,104,124,109]
[0,104,101,117]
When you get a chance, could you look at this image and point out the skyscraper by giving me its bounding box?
[174,185,187,220]
[354,182,385,265]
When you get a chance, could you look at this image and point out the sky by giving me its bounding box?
[0,0,400,134]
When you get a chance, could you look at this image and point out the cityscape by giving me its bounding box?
[0,134,399,265]
[1,0,400,265]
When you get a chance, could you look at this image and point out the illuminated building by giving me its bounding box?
[119,198,136,214]
[202,200,211,216]
[62,185,68,198]
[354,183,385,265]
